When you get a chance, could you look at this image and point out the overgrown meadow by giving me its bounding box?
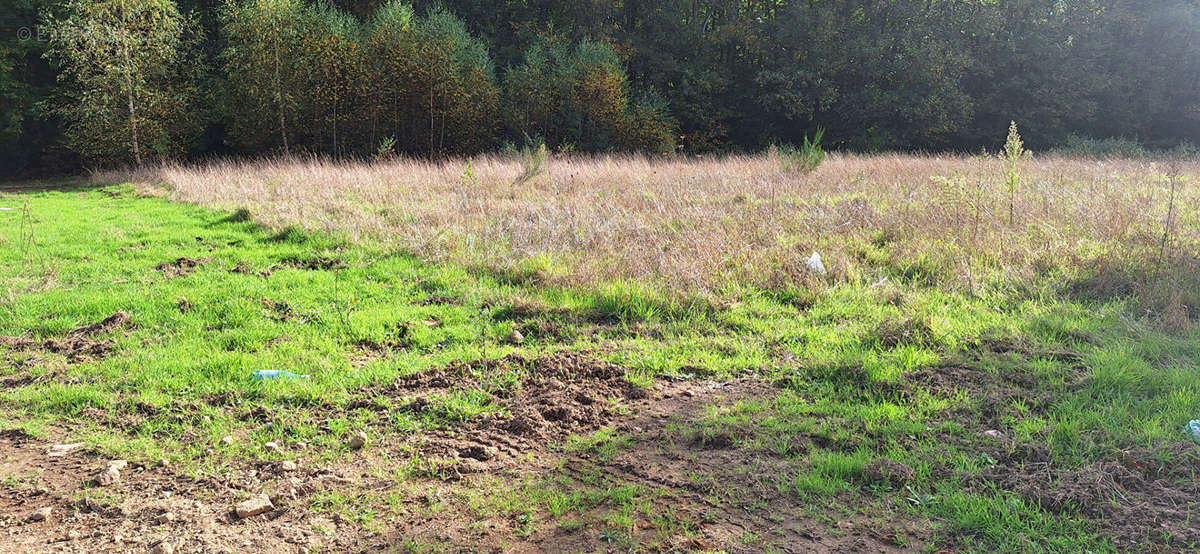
[1,150,1199,552]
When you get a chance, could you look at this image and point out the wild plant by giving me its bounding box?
[374,136,397,162]
[513,140,547,186]
[1002,121,1031,226]
[779,128,826,174]
[460,157,478,187]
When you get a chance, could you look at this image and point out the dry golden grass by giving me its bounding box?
[106,153,1200,306]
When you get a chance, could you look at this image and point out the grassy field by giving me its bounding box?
[1,154,1199,552]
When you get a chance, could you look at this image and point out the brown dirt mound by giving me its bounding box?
[155,257,211,278]
[389,352,644,473]
[275,256,345,271]
[0,312,133,364]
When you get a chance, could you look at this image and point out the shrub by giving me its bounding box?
[1048,134,1149,159]
[618,93,677,155]
[513,138,547,185]
[778,128,826,173]
[1001,121,1030,226]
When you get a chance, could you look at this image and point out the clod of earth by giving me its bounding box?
[235,493,274,519]
[96,464,121,486]
[156,257,211,278]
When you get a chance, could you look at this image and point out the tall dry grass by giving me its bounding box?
[105,153,1200,309]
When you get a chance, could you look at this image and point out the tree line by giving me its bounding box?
[2,0,1198,174]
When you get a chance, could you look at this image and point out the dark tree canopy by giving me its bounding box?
[4,0,1198,174]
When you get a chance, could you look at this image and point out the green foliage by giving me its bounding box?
[5,0,1200,171]
[221,0,370,155]
[44,0,203,166]
[778,128,826,174]
[512,138,546,186]
[366,2,498,155]
[220,0,309,154]
[503,38,674,154]
[373,136,396,161]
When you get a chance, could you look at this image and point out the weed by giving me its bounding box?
[1001,121,1030,226]
[778,128,826,174]
[513,139,547,186]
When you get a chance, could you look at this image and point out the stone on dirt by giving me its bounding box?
[27,507,52,522]
[48,443,85,457]
[235,494,275,519]
[279,460,298,471]
[96,465,121,486]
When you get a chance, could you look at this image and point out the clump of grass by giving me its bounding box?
[513,140,548,186]
[778,128,826,174]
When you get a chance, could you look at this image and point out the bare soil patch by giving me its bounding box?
[1,353,929,552]
[155,257,212,279]
[0,312,134,365]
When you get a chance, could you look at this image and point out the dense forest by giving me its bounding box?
[2,0,1198,174]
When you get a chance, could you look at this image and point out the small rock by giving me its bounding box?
[27,507,52,522]
[48,443,85,457]
[983,429,1007,441]
[503,330,524,344]
[279,461,298,472]
[347,432,368,450]
[235,494,274,519]
[107,459,128,471]
[156,512,175,524]
[96,465,121,486]
[152,541,175,554]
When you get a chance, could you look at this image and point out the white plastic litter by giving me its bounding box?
[1187,420,1200,444]
[804,252,827,275]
